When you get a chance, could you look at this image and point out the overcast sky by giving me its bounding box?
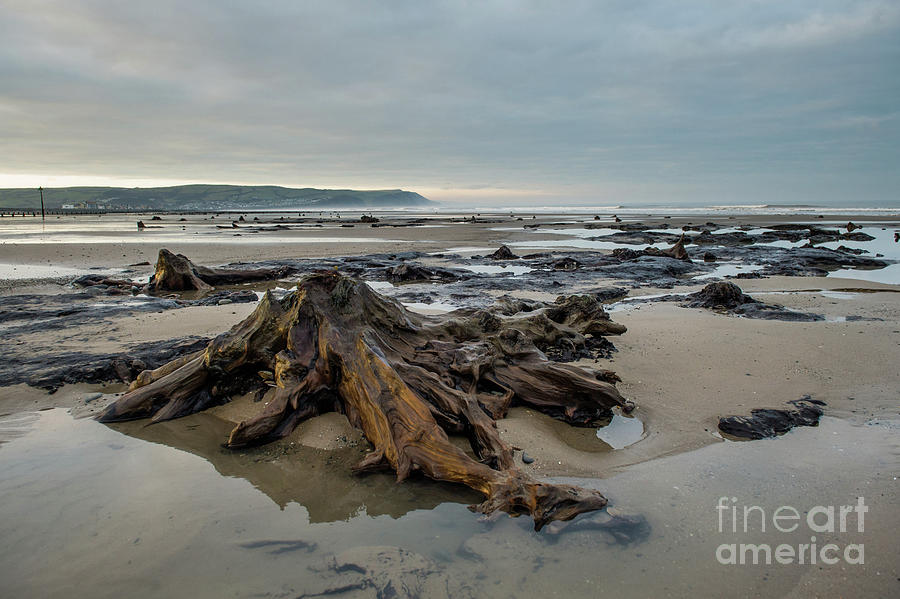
[0,1,898,206]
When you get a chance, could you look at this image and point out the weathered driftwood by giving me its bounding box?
[148,248,294,292]
[99,271,632,528]
[647,234,691,261]
[610,234,691,262]
[719,397,825,439]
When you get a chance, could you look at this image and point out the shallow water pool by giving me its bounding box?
[0,409,896,598]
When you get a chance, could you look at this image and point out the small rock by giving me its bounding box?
[218,298,233,305]
[83,392,103,403]
[521,452,535,464]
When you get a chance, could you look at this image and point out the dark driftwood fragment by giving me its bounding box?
[718,397,825,439]
[99,271,631,528]
[645,234,691,261]
[386,263,463,283]
[610,234,691,262]
[148,248,294,292]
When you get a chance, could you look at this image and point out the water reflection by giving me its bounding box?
[0,408,896,598]
[112,413,480,522]
[595,412,645,450]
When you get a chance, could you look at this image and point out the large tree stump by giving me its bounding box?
[99,272,632,529]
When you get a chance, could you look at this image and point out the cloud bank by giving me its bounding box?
[0,1,898,205]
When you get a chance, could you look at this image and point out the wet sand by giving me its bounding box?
[1,210,898,274]
[0,408,895,598]
[8,273,894,479]
[1,210,898,597]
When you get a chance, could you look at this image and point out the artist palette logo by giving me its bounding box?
[714,496,867,565]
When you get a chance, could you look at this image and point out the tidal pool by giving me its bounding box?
[0,263,120,280]
[0,409,896,598]
[692,263,765,280]
[455,263,535,276]
[402,300,461,314]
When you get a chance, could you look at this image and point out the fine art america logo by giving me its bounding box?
[715,497,867,565]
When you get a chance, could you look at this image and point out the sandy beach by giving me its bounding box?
[1,209,898,598]
[2,209,898,269]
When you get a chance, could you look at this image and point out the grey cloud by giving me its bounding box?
[0,0,897,205]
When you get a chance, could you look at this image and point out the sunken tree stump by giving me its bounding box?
[99,271,633,529]
[148,248,295,292]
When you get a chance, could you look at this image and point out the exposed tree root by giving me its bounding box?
[99,271,632,529]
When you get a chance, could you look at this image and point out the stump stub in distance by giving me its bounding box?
[148,248,294,292]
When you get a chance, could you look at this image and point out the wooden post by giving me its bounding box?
[39,187,45,222]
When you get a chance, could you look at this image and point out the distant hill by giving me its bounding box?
[0,185,434,211]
